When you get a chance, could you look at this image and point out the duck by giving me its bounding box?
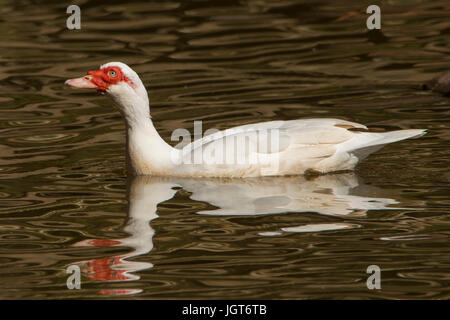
[65,62,426,178]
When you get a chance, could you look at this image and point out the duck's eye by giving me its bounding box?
[109,70,117,77]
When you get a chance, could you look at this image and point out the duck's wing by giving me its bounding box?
[178,118,425,176]
[181,118,367,158]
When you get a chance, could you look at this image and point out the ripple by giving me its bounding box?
[8,119,58,127]
[281,223,361,233]
[13,133,78,143]
[380,234,432,241]
[258,231,283,237]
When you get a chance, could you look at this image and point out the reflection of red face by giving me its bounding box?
[87,66,133,92]
[87,256,129,281]
[98,289,142,296]
[73,239,130,281]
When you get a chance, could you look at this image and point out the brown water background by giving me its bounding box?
[0,0,449,299]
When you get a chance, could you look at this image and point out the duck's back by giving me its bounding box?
[170,118,425,177]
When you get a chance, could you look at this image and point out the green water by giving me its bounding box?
[0,0,449,299]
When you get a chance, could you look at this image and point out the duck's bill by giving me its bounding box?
[65,75,97,89]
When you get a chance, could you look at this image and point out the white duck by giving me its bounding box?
[65,62,426,178]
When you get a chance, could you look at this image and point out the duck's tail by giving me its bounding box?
[344,129,427,161]
[372,129,427,144]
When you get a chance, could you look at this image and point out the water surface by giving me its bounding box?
[0,0,449,299]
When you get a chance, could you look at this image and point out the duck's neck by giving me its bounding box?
[125,116,177,175]
[111,87,177,175]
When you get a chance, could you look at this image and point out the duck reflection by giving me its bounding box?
[71,173,401,295]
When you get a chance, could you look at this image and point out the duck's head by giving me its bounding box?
[65,62,150,119]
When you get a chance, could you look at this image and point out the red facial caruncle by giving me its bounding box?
[65,66,134,92]
[88,66,131,92]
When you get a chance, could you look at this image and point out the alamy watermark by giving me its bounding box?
[66,5,81,30]
[366,265,381,289]
[366,5,381,30]
[170,121,282,172]
[66,264,81,289]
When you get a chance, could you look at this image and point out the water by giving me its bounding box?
[0,0,449,299]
